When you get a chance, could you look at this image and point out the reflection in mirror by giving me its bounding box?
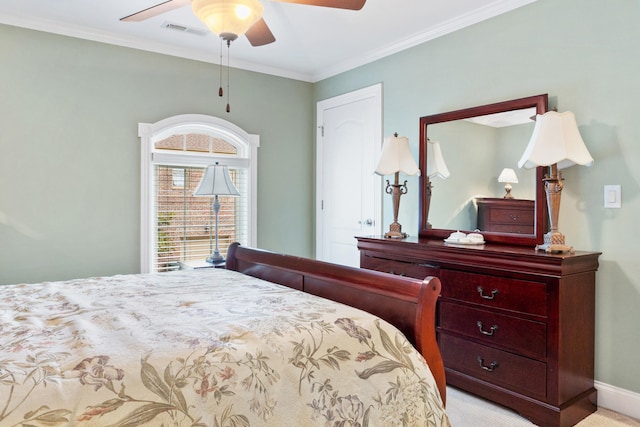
[497,168,519,199]
[419,94,548,246]
[424,139,450,229]
[429,109,537,230]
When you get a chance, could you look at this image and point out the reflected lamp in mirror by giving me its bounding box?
[498,168,519,199]
[518,111,593,253]
[375,133,420,239]
[424,139,450,229]
[194,162,241,264]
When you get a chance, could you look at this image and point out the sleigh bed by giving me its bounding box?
[0,243,448,426]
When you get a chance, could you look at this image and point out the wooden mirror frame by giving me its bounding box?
[418,94,548,246]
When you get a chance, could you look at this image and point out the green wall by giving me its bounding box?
[315,0,640,394]
[2,0,639,397]
[0,24,314,284]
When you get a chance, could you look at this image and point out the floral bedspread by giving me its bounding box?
[0,269,449,426]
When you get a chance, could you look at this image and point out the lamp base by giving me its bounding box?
[206,253,225,264]
[503,184,514,199]
[384,222,407,239]
[535,231,574,254]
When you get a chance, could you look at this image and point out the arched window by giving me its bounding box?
[138,114,259,273]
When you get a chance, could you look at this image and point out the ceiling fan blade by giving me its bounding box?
[272,0,365,10]
[245,18,276,46]
[120,0,191,22]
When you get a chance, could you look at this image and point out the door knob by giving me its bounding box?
[358,219,374,226]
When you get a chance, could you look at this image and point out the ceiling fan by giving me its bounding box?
[120,0,366,46]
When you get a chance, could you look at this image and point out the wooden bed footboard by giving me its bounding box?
[226,243,446,405]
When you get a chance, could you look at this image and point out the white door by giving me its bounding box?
[316,84,382,266]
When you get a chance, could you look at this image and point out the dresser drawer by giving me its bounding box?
[485,207,534,225]
[439,302,547,358]
[361,256,439,279]
[440,334,547,399]
[440,270,547,316]
[480,223,534,234]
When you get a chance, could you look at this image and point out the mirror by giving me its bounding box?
[418,94,548,246]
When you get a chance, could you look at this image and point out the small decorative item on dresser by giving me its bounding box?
[497,168,518,198]
[375,133,420,239]
[444,231,485,245]
[518,111,594,253]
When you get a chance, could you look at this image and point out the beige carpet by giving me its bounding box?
[446,386,640,427]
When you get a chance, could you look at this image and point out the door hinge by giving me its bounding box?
[318,125,324,137]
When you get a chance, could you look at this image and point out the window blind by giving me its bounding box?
[154,165,248,272]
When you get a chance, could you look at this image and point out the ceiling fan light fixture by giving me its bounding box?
[192,0,264,39]
[235,4,253,19]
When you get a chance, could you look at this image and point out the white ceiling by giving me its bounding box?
[466,107,537,128]
[0,0,536,82]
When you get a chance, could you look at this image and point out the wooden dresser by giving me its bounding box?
[356,236,600,427]
[477,197,535,234]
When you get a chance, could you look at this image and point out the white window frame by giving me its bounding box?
[138,114,259,273]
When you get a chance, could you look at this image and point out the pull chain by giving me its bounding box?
[226,39,231,113]
[218,34,236,113]
[218,37,223,97]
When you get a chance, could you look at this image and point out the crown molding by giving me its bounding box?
[312,0,537,81]
[1,0,537,83]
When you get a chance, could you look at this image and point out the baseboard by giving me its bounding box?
[596,381,640,421]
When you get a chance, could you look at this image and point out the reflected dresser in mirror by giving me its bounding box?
[476,197,535,234]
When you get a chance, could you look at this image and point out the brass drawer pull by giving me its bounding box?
[477,286,499,300]
[418,263,439,269]
[477,321,499,336]
[477,356,499,372]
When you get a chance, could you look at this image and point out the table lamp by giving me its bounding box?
[194,162,240,263]
[498,168,518,199]
[424,139,450,229]
[375,133,420,238]
[518,111,593,253]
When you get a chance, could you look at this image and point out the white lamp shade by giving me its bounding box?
[498,168,518,183]
[426,140,450,179]
[192,0,263,37]
[194,163,241,196]
[375,134,420,176]
[518,111,594,170]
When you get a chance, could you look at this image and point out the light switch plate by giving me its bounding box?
[604,185,621,208]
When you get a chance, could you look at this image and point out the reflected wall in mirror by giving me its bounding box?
[418,94,548,246]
